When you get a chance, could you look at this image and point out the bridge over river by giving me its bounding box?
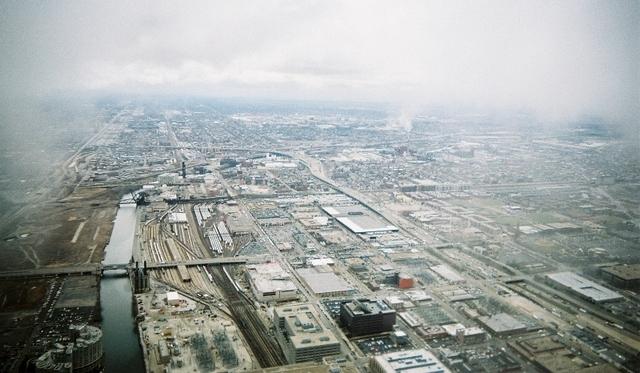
[0,255,266,279]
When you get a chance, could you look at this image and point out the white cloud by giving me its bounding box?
[1,0,638,126]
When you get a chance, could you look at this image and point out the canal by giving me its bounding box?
[100,201,145,372]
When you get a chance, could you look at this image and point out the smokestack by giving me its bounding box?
[143,260,147,274]
[181,161,186,178]
[135,261,139,269]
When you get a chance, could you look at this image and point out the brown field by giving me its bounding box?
[0,186,120,270]
[0,278,50,312]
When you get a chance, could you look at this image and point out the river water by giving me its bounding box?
[100,202,145,372]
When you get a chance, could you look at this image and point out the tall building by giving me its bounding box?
[133,261,149,293]
[340,299,396,337]
[273,303,341,364]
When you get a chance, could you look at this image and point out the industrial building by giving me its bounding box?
[430,264,465,283]
[441,323,487,344]
[168,212,188,224]
[34,325,104,373]
[396,273,414,289]
[245,262,299,302]
[477,313,527,336]
[273,304,341,364]
[297,267,354,297]
[369,349,450,373]
[321,205,398,235]
[545,272,624,303]
[601,264,640,289]
[166,291,184,306]
[340,299,396,337]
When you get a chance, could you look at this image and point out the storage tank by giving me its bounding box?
[35,325,103,373]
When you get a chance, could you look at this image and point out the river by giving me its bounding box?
[100,202,145,372]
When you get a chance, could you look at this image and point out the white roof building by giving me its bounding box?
[321,205,398,235]
[545,272,623,303]
[166,291,182,306]
[297,267,354,297]
[245,262,298,302]
[431,264,465,283]
[370,349,450,373]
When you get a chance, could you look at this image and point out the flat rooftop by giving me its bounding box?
[247,262,298,293]
[343,299,394,316]
[602,264,640,281]
[321,205,398,234]
[477,313,527,334]
[297,268,354,295]
[254,277,298,293]
[275,304,340,350]
[371,348,450,373]
[546,272,623,303]
[431,264,465,283]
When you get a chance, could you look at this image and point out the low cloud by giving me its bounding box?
[1,0,638,129]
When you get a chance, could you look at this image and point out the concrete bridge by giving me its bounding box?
[0,256,266,279]
[143,255,258,269]
[0,265,103,279]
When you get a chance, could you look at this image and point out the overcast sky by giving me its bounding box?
[1,0,638,126]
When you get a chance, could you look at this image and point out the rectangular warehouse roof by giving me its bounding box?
[297,267,354,296]
[546,272,623,303]
[246,262,298,295]
[602,264,640,281]
[477,313,527,335]
[431,264,465,283]
[321,205,398,234]
[370,349,450,373]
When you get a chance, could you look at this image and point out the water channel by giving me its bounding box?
[100,201,145,372]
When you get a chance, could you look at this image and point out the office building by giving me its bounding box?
[340,299,396,337]
[273,304,341,364]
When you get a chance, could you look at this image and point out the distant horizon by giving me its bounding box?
[1,1,638,132]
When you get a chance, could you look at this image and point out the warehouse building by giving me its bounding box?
[273,304,341,364]
[601,264,640,290]
[245,262,298,302]
[166,291,185,306]
[477,313,527,336]
[431,264,465,283]
[441,323,487,344]
[340,299,396,337]
[369,349,450,373]
[545,272,623,303]
[297,267,354,297]
[321,205,398,235]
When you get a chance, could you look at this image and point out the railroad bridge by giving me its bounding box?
[0,256,267,279]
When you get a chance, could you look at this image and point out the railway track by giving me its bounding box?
[209,265,286,367]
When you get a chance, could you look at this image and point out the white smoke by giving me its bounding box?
[387,107,418,132]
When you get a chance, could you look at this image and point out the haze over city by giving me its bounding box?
[2,1,639,126]
[0,1,639,373]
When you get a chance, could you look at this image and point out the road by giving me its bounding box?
[293,149,640,358]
